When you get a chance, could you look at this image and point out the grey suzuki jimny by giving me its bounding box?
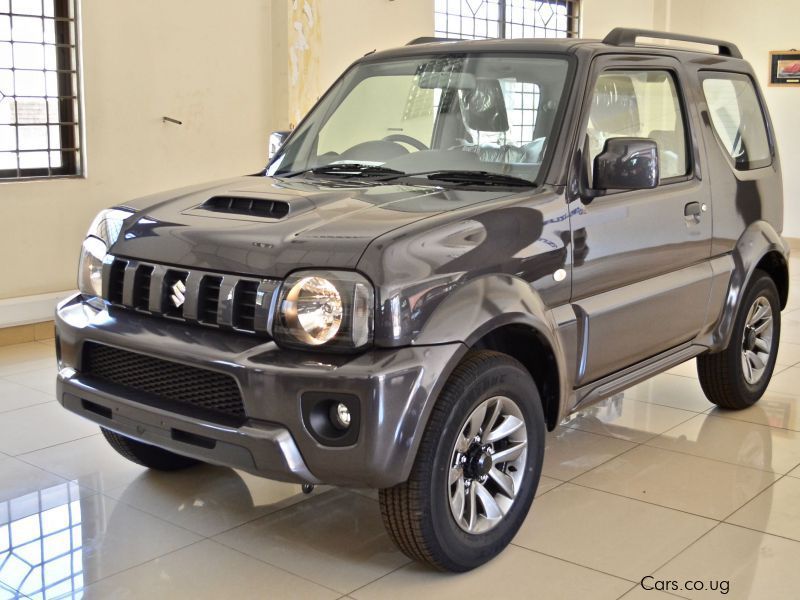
[55,29,788,571]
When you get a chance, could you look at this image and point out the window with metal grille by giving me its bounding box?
[434,0,578,145]
[0,0,82,180]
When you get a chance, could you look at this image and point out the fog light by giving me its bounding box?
[331,402,351,430]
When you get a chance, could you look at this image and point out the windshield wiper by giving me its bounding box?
[421,170,535,187]
[281,163,406,179]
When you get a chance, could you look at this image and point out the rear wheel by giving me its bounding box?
[697,270,781,409]
[379,350,545,572]
[101,428,201,471]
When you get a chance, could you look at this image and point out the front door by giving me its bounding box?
[569,55,712,386]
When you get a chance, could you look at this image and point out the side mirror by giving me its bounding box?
[593,137,659,191]
[268,130,291,161]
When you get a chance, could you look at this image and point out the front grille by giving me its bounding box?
[102,258,279,336]
[83,343,245,423]
[201,196,290,219]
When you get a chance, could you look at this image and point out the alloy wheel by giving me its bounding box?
[447,395,528,534]
[741,296,773,385]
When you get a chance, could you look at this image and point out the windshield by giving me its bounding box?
[267,53,572,185]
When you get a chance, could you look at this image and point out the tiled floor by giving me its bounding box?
[3,264,800,598]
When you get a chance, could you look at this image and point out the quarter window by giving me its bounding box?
[586,70,689,181]
[0,0,82,180]
[701,73,771,170]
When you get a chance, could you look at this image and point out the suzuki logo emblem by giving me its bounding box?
[170,279,187,308]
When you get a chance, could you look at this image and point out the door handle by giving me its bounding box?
[684,202,702,217]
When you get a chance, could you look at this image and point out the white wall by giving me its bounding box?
[580,0,656,39]
[318,0,434,92]
[272,0,435,129]
[667,0,800,237]
[0,0,274,300]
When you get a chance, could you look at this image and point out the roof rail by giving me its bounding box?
[406,37,456,46]
[602,28,742,60]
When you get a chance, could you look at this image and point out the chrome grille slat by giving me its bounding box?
[105,256,277,336]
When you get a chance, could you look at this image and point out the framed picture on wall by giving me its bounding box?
[769,50,800,86]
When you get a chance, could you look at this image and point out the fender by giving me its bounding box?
[409,273,570,422]
[702,220,789,351]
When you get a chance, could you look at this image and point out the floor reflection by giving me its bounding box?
[0,481,83,599]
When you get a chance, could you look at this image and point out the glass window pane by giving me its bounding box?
[15,96,45,122]
[0,41,11,67]
[17,147,45,167]
[702,75,772,170]
[587,70,689,180]
[14,68,45,96]
[13,41,44,69]
[0,96,14,124]
[0,124,15,149]
[0,15,10,40]
[18,123,46,149]
[11,15,43,42]
[1,2,83,176]
[0,150,17,168]
[12,0,43,16]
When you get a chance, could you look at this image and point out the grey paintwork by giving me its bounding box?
[54,33,789,487]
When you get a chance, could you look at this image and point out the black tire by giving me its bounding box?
[101,427,202,471]
[697,270,781,410]
[379,350,545,572]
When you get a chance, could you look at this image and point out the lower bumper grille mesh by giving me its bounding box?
[82,343,245,421]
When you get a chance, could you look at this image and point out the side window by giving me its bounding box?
[701,73,771,170]
[586,70,689,181]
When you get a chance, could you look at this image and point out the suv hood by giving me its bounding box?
[111,176,518,278]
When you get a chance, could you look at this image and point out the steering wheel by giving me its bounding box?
[382,134,429,151]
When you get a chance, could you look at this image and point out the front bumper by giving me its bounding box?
[55,294,465,487]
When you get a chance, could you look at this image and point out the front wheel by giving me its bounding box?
[697,270,781,410]
[101,428,202,471]
[379,350,545,572]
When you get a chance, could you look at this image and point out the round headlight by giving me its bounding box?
[78,236,108,297]
[283,276,344,345]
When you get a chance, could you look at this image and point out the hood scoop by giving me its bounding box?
[199,196,290,220]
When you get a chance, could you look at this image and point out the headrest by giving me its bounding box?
[461,79,509,132]
[590,75,640,135]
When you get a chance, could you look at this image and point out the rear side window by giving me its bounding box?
[701,74,772,170]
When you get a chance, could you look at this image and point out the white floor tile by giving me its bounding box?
[0,402,98,455]
[0,379,54,413]
[82,539,338,599]
[104,464,319,537]
[574,445,777,520]
[727,476,800,541]
[514,483,716,581]
[543,426,635,481]
[0,456,69,503]
[708,391,800,433]
[214,489,409,594]
[19,434,146,493]
[0,492,200,594]
[647,414,800,474]
[352,544,631,600]
[536,475,563,496]
[624,373,714,413]
[564,395,697,443]
[3,367,58,397]
[655,524,800,599]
